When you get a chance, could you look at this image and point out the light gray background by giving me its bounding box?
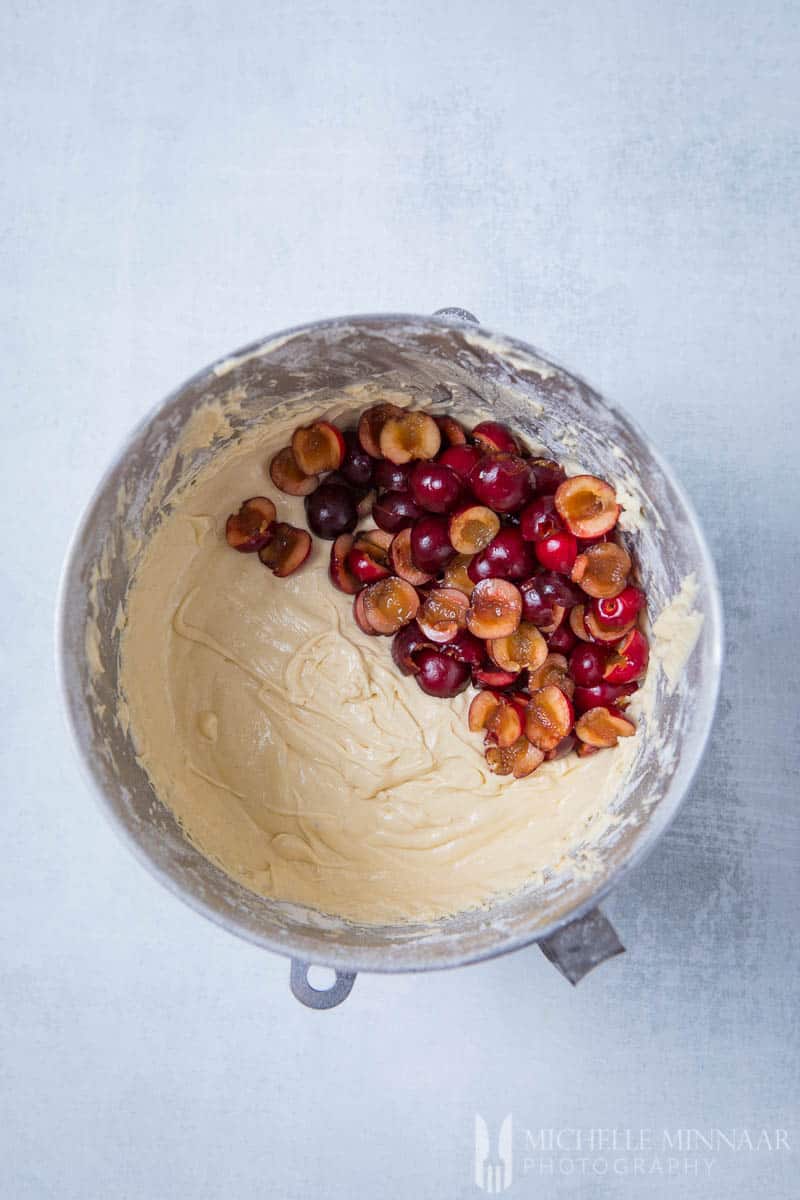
[2,2,798,1197]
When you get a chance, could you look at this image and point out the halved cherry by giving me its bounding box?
[413,648,471,697]
[472,664,520,689]
[584,608,636,643]
[448,504,500,554]
[258,523,311,577]
[535,530,578,574]
[525,685,575,751]
[575,705,636,747]
[291,420,345,475]
[577,742,600,758]
[529,653,574,698]
[569,604,593,641]
[329,534,361,594]
[442,553,476,596]
[389,527,433,586]
[554,474,620,538]
[488,623,548,673]
[538,604,566,636]
[471,420,520,454]
[379,412,441,463]
[435,415,467,446]
[362,577,420,634]
[357,402,404,457]
[356,488,376,520]
[528,458,567,495]
[572,541,631,598]
[225,497,276,552]
[573,681,638,712]
[353,589,378,635]
[466,578,523,639]
[603,628,649,684]
[545,733,577,761]
[439,444,482,479]
[269,446,319,496]
[346,534,392,583]
[391,620,432,674]
[416,587,469,643]
[486,737,545,778]
[592,586,645,630]
[468,691,523,748]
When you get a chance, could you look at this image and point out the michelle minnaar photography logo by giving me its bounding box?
[473,1115,791,1188]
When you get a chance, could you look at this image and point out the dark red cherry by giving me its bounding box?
[410,515,457,574]
[520,495,563,542]
[409,462,465,513]
[467,528,536,583]
[528,457,567,495]
[340,431,375,488]
[304,482,358,539]
[413,648,471,698]
[568,643,607,687]
[372,490,423,533]
[438,444,482,480]
[374,460,414,491]
[469,454,531,513]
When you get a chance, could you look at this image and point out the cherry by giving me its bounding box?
[439,444,482,479]
[520,495,563,542]
[592,587,645,630]
[468,528,536,583]
[535,530,578,573]
[340,431,375,488]
[471,421,519,454]
[469,453,531,513]
[528,458,567,495]
[520,572,583,625]
[573,681,637,712]
[414,648,471,698]
[568,643,607,687]
[391,621,432,675]
[409,462,464,513]
[304,482,358,539]
[603,628,649,684]
[547,622,578,655]
[410,515,457,574]
[374,460,413,491]
[441,628,484,666]
[372,490,423,533]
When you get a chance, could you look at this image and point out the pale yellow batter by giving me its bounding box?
[118,396,697,925]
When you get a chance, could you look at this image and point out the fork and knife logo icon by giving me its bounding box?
[475,1113,513,1192]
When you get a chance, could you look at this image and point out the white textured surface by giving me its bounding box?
[2,2,798,1198]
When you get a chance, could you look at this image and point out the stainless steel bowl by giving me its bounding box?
[57,313,723,1008]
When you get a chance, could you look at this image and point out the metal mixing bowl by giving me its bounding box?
[57,313,722,1008]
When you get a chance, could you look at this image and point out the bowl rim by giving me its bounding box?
[55,311,724,974]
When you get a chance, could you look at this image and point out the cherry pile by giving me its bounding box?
[225,403,650,779]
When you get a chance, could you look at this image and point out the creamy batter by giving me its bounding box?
[118,396,697,925]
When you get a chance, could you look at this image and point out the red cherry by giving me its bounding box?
[573,681,637,712]
[603,628,650,684]
[547,622,577,655]
[568,643,607,687]
[413,648,471,698]
[374,460,413,491]
[409,462,464,513]
[534,531,578,573]
[438,444,482,479]
[441,628,484,666]
[592,587,645,630]
[468,528,536,583]
[410,515,457,574]
[372,490,423,532]
[469,454,531,513]
[528,458,567,495]
[520,495,564,542]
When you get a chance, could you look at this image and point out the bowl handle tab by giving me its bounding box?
[289,959,356,1009]
[433,306,479,324]
[538,908,624,984]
